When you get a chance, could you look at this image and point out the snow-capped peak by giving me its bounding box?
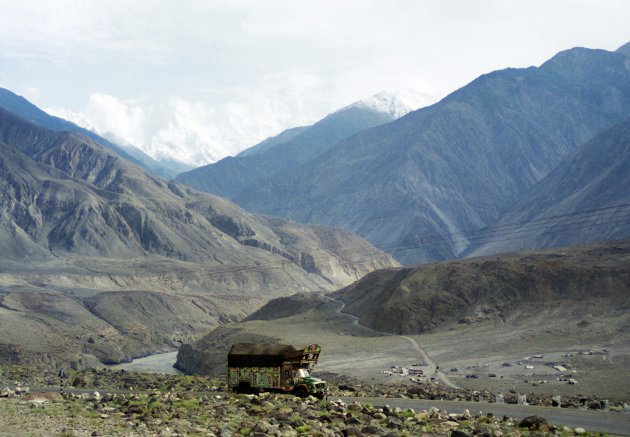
[345,90,436,119]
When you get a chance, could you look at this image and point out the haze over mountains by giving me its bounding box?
[0,88,188,179]
[176,92,417,199]
[177,43,630,264]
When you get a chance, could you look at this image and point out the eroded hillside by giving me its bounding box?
[0,107,398,367]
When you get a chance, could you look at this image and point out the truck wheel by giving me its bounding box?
[294,387,308,398]
[237,382,251,394]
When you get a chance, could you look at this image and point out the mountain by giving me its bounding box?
[236,126,310,158]
[0,107,398,366]
[176,240,630,381]
[332,241,630,335]
[0,87,179,178]
[469,115,630,256]
[225,44,630,265]
[175,92,415,199]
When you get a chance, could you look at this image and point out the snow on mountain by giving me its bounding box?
[48,90,435,168]
[344,90,436,119]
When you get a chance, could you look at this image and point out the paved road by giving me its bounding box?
[339,396,630,435]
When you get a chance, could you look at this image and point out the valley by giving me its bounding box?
[1,34,630,436]
[177,241,630,402]
[0,105,398,368]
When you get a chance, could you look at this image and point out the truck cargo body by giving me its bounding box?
[228,366,281,391]
[227,343,326,398]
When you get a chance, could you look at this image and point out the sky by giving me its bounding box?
[1,0,629,167]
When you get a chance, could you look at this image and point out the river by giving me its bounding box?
[108,351,182,374]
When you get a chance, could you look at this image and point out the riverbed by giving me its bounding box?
[108,352,182,374]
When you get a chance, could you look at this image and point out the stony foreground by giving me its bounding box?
[0,388,592,437]
[0,366,620,436]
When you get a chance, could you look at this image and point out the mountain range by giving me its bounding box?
[0,104,397,366]
[176,92,415,199]
[2,40,630,370]
[470,115,630,256]
[176,43,630,264]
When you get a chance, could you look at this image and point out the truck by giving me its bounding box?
[227,343,327,399]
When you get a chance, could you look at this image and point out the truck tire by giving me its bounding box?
[294,387,308,398]
[236,381,251,394]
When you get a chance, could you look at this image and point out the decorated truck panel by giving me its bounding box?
[227,343,326,398]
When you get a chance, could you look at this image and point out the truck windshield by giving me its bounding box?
[297,368,310,378]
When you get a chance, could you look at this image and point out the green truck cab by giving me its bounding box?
[228,343,327,399]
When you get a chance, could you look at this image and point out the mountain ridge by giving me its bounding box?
[469,115,630,256]
[229,44,630,264]
[0,106,398,366]
[176,96,405,199]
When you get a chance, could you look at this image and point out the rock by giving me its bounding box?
[344,426,363,436]
[261,400,275,411]
[386,418,403,430]
[518,415,550,432]
[14,386,28,395]
[278,406,293,415]
[362,426,386,436]
[372,412,387,420]
[451,431,470,437]
[348,402,363,412]
[252,420,272,434]
[575,427,586,434]
[217,428,232,437]
[552,395,561,407]
[589,401,601,410]
[158,427,173,437]
[346,416,362,425]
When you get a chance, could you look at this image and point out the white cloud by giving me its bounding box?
[21,86,42,102]
[6,0,630,168]
[84,94,146,146]
[44,66,353,167]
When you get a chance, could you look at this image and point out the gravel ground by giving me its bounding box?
[0,386,591,437]
[1,366,627,436]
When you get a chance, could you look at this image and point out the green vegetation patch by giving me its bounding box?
[295,425,311,434]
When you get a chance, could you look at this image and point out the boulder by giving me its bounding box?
[518,415,550,432]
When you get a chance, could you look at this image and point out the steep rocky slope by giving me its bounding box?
[230,44,630,264]
[0,107,398,367]
[176,97,403,199]
[470,116,630,256]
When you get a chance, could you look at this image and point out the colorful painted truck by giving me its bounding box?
[227,343,327,398]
